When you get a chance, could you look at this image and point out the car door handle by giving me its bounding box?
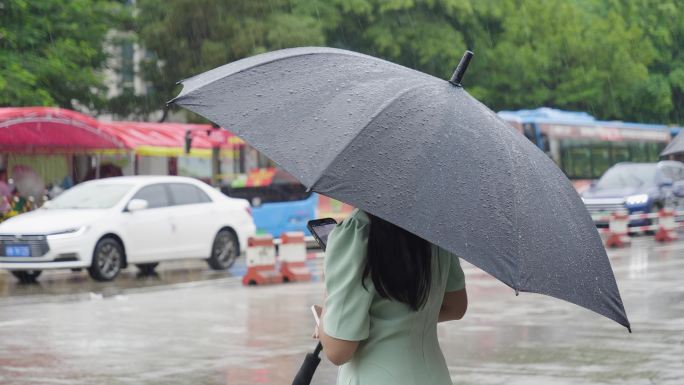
[167,216,177,233]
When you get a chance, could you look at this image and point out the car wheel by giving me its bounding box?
[11,270,42,283]
[207,229,239,270]
[136,263,159,275]
[88,238,123,282]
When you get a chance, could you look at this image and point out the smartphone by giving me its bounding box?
[308,219,336,330]
[310,305,321,326]
[307,218,338,251]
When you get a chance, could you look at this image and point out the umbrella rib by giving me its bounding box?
[309,83,439,190]
[173,54,322,103]
[172,49,412,104]
[519,141,557,293]
[498,123,523,292]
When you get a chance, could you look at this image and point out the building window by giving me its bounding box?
[121,42,134,88]
[560,140,665,179]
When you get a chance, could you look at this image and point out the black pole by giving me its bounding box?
[158,104,170,123]
[449,50,474,87]
[210,123,221,187]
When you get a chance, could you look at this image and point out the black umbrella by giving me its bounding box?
[171,47,630,331]
[661,130,684,157]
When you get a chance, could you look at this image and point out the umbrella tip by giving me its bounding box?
[449,50,474,87]
[627,326,632,334]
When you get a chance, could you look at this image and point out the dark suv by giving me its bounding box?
[581,161,684,227]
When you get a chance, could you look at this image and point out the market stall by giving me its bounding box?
[0,107,127,217]
[100,121,244,184]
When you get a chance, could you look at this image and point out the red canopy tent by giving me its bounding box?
[0,107,126,153]
[0,108,246,186]
[99,121,244,158]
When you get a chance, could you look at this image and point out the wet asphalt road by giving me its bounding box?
[0,235,683,385]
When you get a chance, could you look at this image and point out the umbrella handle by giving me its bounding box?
[290,342,324,385]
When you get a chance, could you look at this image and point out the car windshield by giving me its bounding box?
[47,183,133,209]
[596,164,658,189]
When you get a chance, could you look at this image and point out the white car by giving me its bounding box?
[0,176,256,282]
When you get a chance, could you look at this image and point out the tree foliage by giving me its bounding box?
[0,0,128,111]
[135,0,328,117]
[136,0,684,124]
[2,0,683,125]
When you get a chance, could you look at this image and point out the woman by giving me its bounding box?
[315,209,468,385]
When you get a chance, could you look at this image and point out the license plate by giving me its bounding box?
[5,245,31,257]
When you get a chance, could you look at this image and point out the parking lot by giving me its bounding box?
[0,232,683,385]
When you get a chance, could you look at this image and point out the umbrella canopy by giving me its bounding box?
[172,47,630,330]
[661,130,684,157]
[0,107,126,153]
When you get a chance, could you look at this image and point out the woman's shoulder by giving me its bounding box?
[326,209,370,264]
[347,208,370,225]
[335,209,370,232]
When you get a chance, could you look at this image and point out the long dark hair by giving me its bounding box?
[363,213,432,311]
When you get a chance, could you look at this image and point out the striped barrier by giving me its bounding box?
[273,235,319,249]
[600,209,682,248]
[279,231,311,283]
[242,234,284,285]
[603,211,632,248]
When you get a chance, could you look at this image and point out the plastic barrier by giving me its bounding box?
[654,209,679,242]
[242,234,283,285]
[603,211,631,248]
[279,231,311,282]
[600,209,682,248]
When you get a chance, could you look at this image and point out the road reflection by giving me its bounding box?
[0,259,247,302]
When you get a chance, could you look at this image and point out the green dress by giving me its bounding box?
[324,209,465,385]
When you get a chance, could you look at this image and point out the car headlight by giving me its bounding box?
[625,194,649,206]
[46,226,89,240]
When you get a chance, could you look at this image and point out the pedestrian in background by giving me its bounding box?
[10,188,27,213]
[0,169,10,215]
[314,209,468,385]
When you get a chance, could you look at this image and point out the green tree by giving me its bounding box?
[465,0,655,122]
[600,0,684,124]
[312,0,475,81]
[136,0,328,117]
[0,0,129,111]
[136,0,683,125]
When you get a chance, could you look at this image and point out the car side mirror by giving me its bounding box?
[126,199,149,212]
[251,196,262,208]
[673,181,684,197]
